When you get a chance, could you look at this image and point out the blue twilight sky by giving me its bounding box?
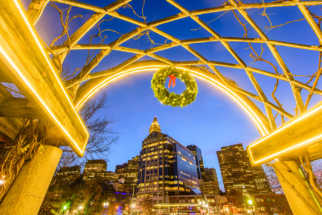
[22,0,322,190]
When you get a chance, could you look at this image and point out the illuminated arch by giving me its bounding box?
[74,60,270,136]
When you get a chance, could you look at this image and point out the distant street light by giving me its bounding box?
[199,200,208,214]
[248,199,255,215]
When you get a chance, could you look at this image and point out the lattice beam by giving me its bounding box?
[228,0,305,115]
[34,0,322,130]
[27,0,50,26]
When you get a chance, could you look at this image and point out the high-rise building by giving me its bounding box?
[186,145,205,180]
[115,156,140,195]
[204,168,218,183]
[84,160,107,173]
[199,168,220,195]
[83,160,116,182]
[115,155,140,183]
[136,117,200,205]
[217,143,271,195]
[56,166,81,182]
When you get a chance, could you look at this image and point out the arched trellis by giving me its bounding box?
[38,0,322,134]
[73,60,271,136]
[0,0,320,214]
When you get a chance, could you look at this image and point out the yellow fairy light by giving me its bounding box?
[248,102,322,165]
[0,0,89,156]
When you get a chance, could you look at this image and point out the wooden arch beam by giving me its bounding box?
[74,60,271,137]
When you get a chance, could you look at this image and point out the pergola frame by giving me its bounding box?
[33,0,322,123]
[19,0,322,166]
[28,0,322,161]
[0,1,321,214]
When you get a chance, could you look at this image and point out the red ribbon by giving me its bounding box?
[168,75,176,88]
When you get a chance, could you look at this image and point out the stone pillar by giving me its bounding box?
[273,159,322,215]
[0,145,62,215]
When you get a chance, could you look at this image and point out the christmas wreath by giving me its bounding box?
[151,67,198,107]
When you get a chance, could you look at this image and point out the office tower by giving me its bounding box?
[136,117,200,204]
[199,168,220,195]
[116,156,140,195]
[56,166,81,182]
[204,168,219,183]
[115,155,140,183]
[84,159,107,173]
[217,143,271,195]
[186,145,205,180]
[83,159,115,182]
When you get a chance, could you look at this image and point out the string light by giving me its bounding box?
[75,64,268,136]
[248,102,322,164]
[5,0,89,156]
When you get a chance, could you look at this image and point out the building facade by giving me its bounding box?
[199,168,220,195]
[217,143,271,195]
[204,168,219,183]
[143,194,228,215]
[115,155,139,183]
[55,166,81,182]
[83,159,116,182]
[199,181,220,195]
[186,145,205,180]
[136,117,200,205]
[251,193,293,215]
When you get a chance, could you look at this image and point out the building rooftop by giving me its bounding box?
[149,116,161,134]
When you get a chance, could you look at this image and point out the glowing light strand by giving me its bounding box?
[248,103,322,164]
[75,65,269,137]
[5,0,90,155]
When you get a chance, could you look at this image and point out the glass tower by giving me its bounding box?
[186,145,205,180]
[136,117,200,205]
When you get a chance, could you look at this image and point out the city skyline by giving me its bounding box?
[1,0,321,214]
[105,109,258,192]
[20,0,322,196]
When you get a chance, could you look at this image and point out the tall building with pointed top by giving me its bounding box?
[149,116,161,134]
[136,117,200,205]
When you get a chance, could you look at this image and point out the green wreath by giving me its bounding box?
[151,67,198,107]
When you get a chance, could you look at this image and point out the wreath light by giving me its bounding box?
[151,67,198,108]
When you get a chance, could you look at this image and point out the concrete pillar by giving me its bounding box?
[273,159,322,215]
[0,145,62,215]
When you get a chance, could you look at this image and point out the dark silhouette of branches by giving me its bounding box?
[259,3,322,113]
[49,2,82,48]
[58,91,118,167]
[58,66,118,167]
[263,164,283,194]
[231,9,286,123]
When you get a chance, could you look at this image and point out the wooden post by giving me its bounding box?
[273,160,322,215]
[0,145,62,215]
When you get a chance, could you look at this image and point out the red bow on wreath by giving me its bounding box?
[168,75,176,88]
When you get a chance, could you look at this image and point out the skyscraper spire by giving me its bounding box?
[149,116,161,134]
